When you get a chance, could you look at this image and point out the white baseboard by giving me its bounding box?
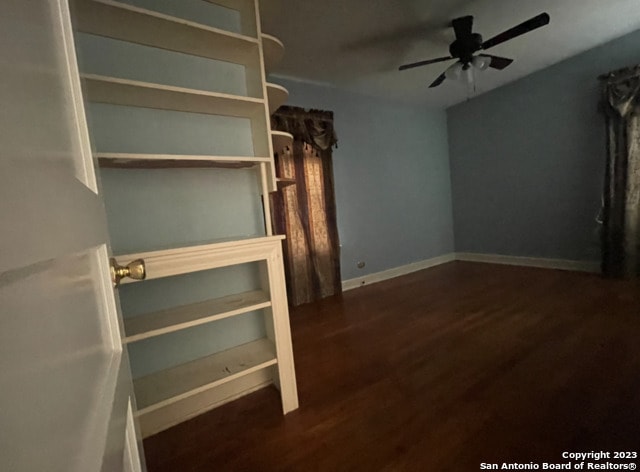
[341,252,599,292]
[342,253,456,291]
[455,252,600,273]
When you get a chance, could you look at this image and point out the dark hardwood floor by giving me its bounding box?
[143,262,640,471]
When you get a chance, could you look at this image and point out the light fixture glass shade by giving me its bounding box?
[472,55,491,71]
[466,66,474,85]
[444,62,464,80]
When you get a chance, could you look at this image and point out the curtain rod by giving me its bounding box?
[276,105,334,120]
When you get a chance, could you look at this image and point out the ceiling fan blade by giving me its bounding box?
[429,73,447,88]
[451,16,474,40]
[481,13,550,50]
[399,56,454,71]
[478,54,514,70]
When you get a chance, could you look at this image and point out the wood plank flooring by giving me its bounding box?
[143,261,640,471]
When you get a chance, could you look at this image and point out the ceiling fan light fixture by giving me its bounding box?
[472,55,491,71]
[398,12,549,89]
[445,62,464,80]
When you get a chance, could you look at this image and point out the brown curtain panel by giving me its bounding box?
[270,106,341,306]
[600,64,640,278]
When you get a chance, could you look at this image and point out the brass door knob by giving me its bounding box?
[110,258,146,287]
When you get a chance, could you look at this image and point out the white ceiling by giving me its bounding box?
[260,0,640,108]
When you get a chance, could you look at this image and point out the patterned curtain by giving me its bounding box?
[270,106,341,306]
[600,64,640,278]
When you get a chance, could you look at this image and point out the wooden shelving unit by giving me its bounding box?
[262,34,295,190]
[82,74,265,118]
[135,338,277,414]
[112,235,298,437]
[123,289,271,343]
[271,130,294,155]
[72,0,298,438]
[262,33,285,73]
[267,83,289,114]
[96,153,271,169]
[72,0,259,65]
[73,0,265,97]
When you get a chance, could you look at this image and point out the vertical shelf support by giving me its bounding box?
[260,162,273,236]
[262,244,299,413]
[253,0,278,192]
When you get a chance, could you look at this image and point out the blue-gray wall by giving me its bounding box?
[448,29,640,261]
[271,78,454,280]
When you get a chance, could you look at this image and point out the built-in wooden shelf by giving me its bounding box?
[72,0,298,440]
[271,131,293,155]
[72,0,259,64]
[276,178,296,189]
[267,83,288,114]
[134,338,277,414]
[96,153,271,169]
[262,33,284,73]
[203,0,259,38]
[124,290,271,344]
[81,74,264,118]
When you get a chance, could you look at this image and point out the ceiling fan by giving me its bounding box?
[399,13,551,88]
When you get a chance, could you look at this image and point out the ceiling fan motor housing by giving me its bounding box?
[449,33,483,64]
